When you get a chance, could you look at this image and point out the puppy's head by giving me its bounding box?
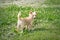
[29,11,36,18]
[32,11,37,18]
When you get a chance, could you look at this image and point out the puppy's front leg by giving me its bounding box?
[27,23,32,31]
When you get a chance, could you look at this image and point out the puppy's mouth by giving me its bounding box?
[34,17,36,19]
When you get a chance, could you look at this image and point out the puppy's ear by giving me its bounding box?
[29,11,32,14]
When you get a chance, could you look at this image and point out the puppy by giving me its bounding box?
[16,11,36,33]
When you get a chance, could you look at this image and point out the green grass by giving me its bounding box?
[0,5,60,40]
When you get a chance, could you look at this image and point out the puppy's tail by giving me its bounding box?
[18,11,21,19]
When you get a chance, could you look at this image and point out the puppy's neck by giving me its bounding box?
[28,15,34,19]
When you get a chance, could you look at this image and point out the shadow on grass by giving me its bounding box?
[22,28,50,35]
[33,28,48,31]
[26,27,56,33]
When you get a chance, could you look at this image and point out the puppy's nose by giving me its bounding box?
[33,16,36,18]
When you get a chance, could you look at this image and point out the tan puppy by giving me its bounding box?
[16,11,36,33]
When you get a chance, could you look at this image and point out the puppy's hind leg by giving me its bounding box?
[20,25,24,33]
[27,24,32,31]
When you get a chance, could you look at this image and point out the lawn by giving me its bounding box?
[0,2,60,40]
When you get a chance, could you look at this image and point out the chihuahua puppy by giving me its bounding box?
[16,11,36,33]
